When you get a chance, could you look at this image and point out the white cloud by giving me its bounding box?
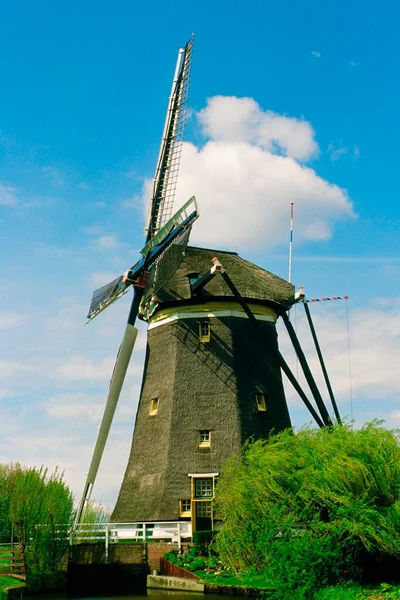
[92,233,119,249]
[0,183,19,206]
[77,182,90,189]
[0,312,27,329]
[135,96,355,252]
[198,96,319,161]
[42,392,104,421]
[90,271,121,287]
[55,355,116,381]
[173,140,353,251]
[0,360,34,379]
[281,299,400,422]
[328,142,348,162]
[311,51,321,58]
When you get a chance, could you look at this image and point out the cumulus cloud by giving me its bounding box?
[174,140,353,250]
[138,95,354,252]
[197,96,319,160]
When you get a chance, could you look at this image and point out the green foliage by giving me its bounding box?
[215,423,400,599]
[192,530,217,556]
[315,583,400,600]
[0,576,26,600]
[0,463,73,579]
[163,546,206,572]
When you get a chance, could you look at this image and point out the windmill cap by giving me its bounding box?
[152,246,294,310]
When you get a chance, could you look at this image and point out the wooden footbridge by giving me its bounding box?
[0,547,26,580]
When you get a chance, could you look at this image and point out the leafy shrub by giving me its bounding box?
[215,423,400,598]
[193,530,217,556]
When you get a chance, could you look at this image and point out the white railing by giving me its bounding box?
[70,521,192,553]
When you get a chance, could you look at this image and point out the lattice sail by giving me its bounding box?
[149,222,192,296]
[86,197,199,324]
[87,275,127,321]
[145,35,194,241]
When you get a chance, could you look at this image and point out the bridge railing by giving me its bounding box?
[70,521,192,549]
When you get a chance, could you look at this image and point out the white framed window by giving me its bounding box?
[149,398,159,416]
[180,499,191,517]
[195,478,213,498]
[256,392,266,412]
[199,321,211,343]
[199,430,211,448]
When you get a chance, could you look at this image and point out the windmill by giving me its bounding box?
[74,35,196,527]
[76,35,342,535]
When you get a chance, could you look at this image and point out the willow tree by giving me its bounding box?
[215,423,400,597]
[0,464,73,575]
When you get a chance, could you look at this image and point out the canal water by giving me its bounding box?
[33,592,223,600]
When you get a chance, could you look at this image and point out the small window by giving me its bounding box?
[149,398,159,416]
[199,430,211,448]
[180,499,191,516]
[256,393,266,412]
[199,321,211,343]
[196,501,212,517]
[195,478,213,498]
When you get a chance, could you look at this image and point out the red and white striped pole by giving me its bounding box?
[288,202,294,284]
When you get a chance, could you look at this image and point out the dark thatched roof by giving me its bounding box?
[155,246,294,310]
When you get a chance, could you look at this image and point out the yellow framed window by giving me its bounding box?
[199,321,211,343]
[256,392,266,412]
[149,397,159,416]
[180,499,191,517]
[199,430,211,448]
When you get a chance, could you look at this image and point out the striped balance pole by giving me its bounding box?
[306,296,349,303]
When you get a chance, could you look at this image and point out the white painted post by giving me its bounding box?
[105,524,109,562]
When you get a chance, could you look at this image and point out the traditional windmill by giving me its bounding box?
[76,35,341,534]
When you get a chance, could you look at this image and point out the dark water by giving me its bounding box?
[33,592,223,600]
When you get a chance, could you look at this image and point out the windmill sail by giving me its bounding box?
[145,35,193,241]
[74,38,197,529]
[86,196,198,324]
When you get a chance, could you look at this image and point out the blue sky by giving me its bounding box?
[1,0,399,509]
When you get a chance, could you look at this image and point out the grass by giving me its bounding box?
[315,583,400,600]
[0,554,12,573]
[196,570,400,600]
[0,576,25,599]
[196,568,274,590]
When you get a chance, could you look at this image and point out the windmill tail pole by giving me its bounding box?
[74,322,138,528]
[303,302,342,425]
[274,348,325,428]
[281,311,333,427]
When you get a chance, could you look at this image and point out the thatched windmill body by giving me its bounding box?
[111,248,295,530]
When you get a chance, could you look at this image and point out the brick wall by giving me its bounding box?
[147,543,179,572]
[70,543,145,565]
[69,542,181,571]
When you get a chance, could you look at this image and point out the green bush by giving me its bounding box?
[193,530,217,556]
[0,464,73,580]
[215,423,400,598]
